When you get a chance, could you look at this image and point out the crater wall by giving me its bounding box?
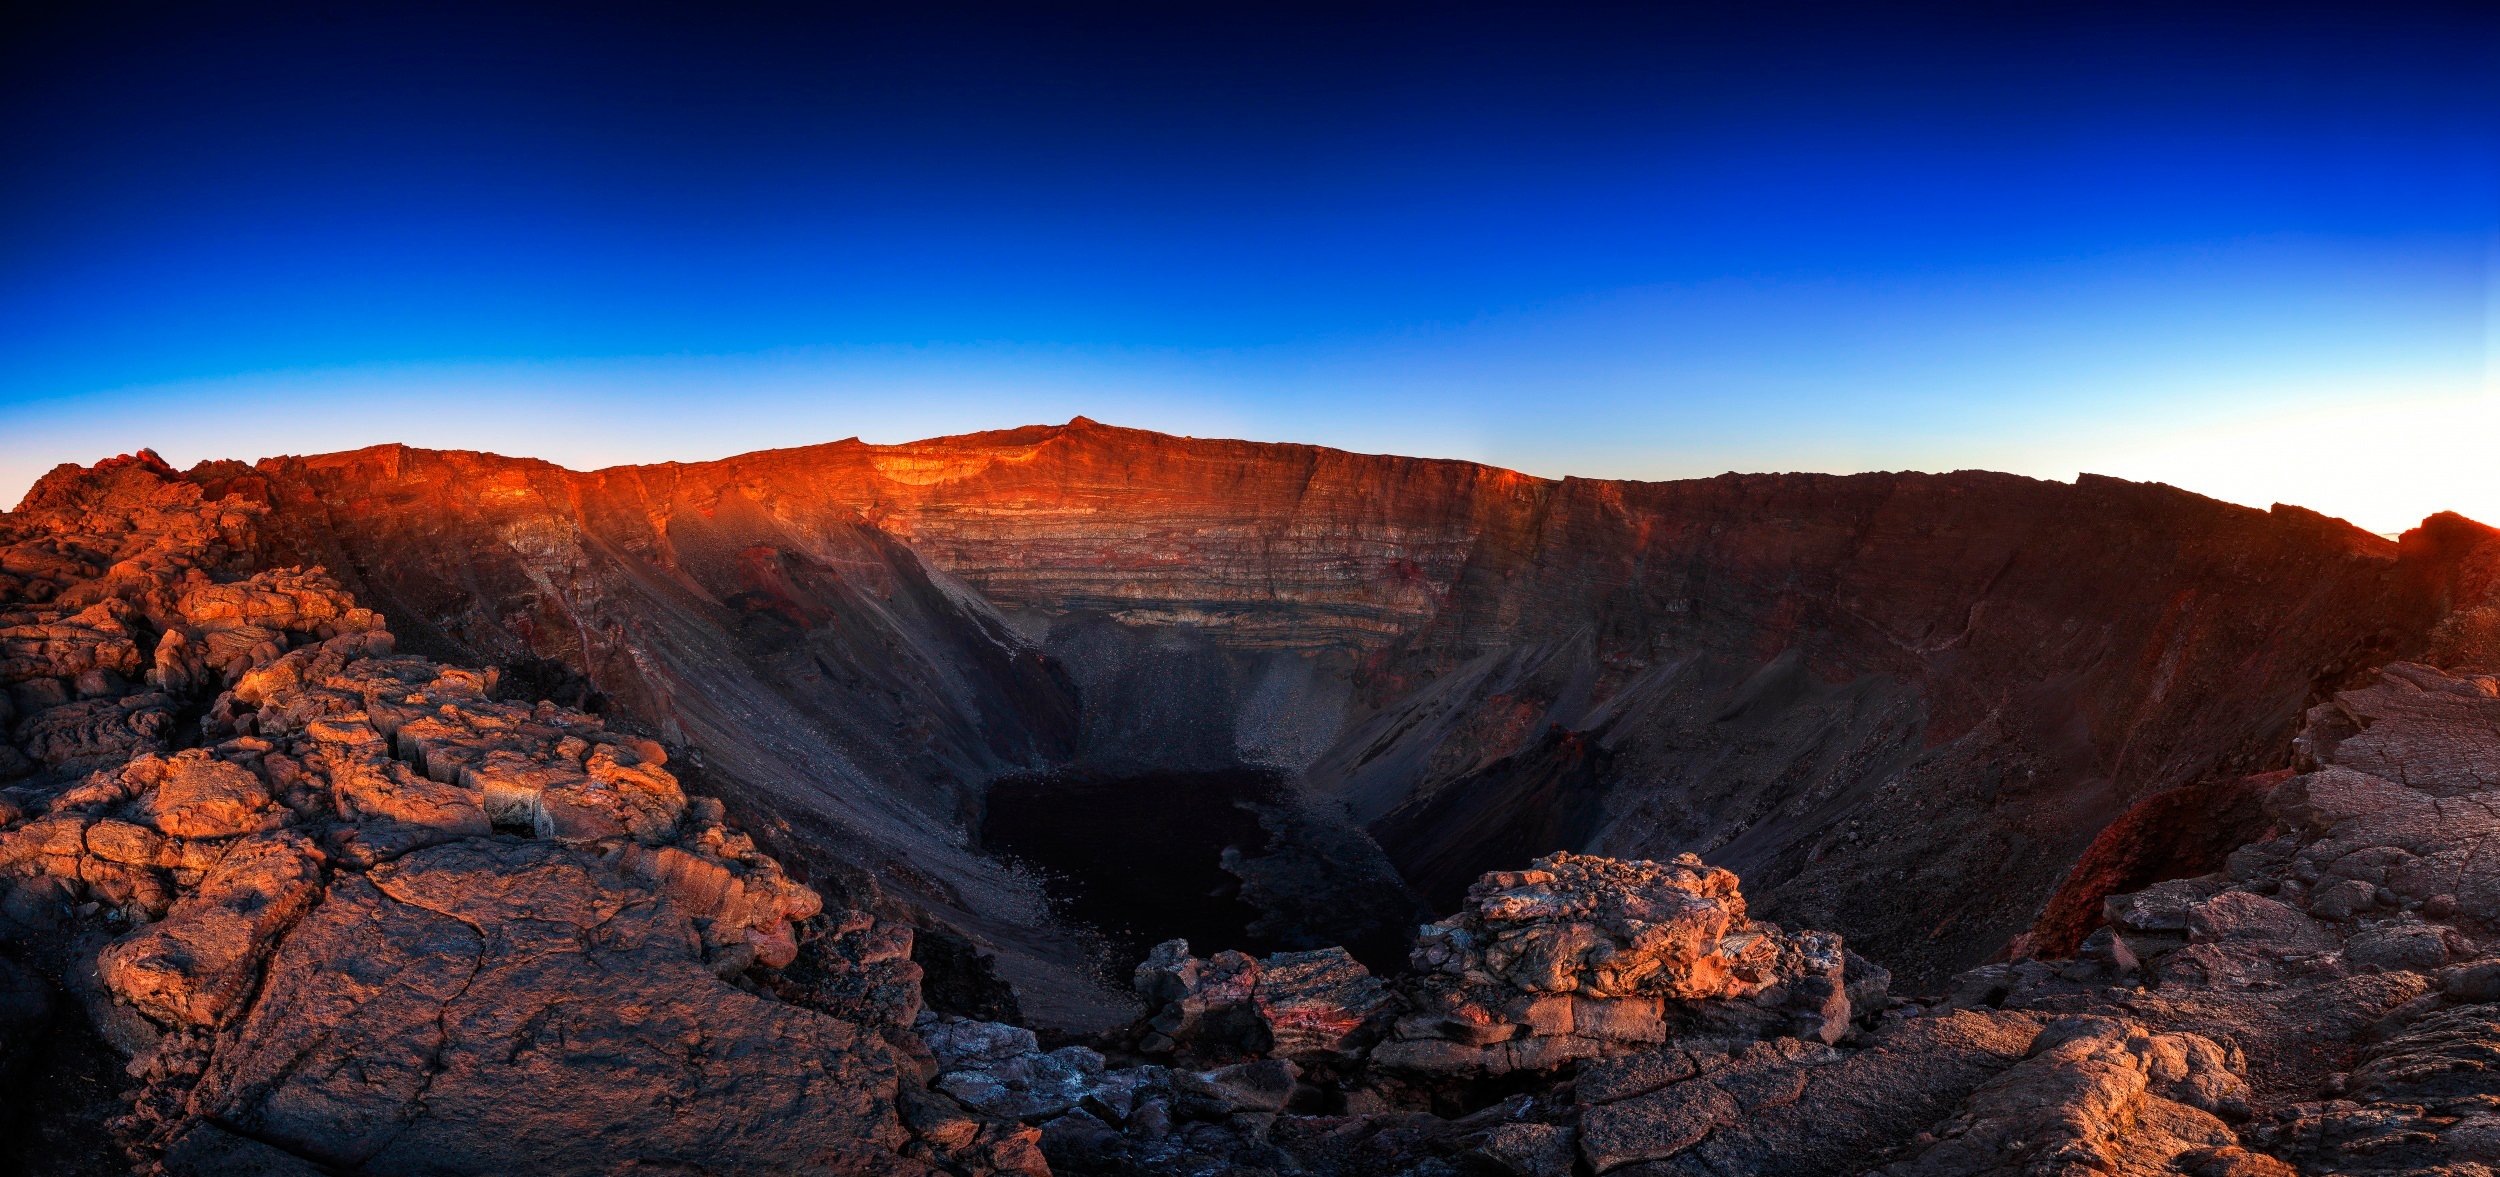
[205,420,2500,1000]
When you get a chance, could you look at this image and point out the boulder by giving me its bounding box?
[1249,947,1392,1058]
[97,830,324,1027]
[1381,852,1856,1074]
[936,1043,1109,1121]
[1133,940,1264,1054]
[1414,853,1754,1000]
[140,749,279,839]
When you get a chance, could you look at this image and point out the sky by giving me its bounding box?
[2,2,2495,535]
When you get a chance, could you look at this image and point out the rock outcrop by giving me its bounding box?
[893,851,1873,1177]
[0,454,1048,1174]
[1378,852,1853,1075]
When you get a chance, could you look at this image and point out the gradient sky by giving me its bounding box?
[3,2,2495,534]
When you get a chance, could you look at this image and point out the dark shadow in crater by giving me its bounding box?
[981,768,1285,971]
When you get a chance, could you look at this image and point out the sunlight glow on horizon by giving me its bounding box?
[9,227,2490,538]
[6,8,2492,536]
[6,350,2492,540]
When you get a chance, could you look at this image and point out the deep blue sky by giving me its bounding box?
[3,2,2495,531]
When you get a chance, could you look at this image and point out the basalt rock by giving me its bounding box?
[1378,852,1852,1076]
[96,829,323,1028]
[1130,941,1394,1062]
[1073,856,1882,1172]
[1907,660,2500,1174]
[0,454,1052,1175]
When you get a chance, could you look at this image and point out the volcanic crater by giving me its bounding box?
[7,420,2500,1175]
[218,418,2497,1008]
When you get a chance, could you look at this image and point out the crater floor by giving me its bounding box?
[981,768,1283,969]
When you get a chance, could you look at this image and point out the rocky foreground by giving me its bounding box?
[912,657,2500,1177]
[5,452,2500,1175]
[0,456,973,1173]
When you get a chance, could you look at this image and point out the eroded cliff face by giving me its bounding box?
[203,420,2500,999]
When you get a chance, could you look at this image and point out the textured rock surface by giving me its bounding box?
[1375,852,1852,1076]
[1918,660,2500,1175]
[185,842,909,1175]
[0,454,1047,1175]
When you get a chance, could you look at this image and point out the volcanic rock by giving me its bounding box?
[0,453,1049,1175]
[96,830,323,1027]
[1250,947,1394,1058]
[1375,851,1851,1077]
[1012,657,2500,1175]
[134,750,280,839]
[1130,941,1392,1061]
